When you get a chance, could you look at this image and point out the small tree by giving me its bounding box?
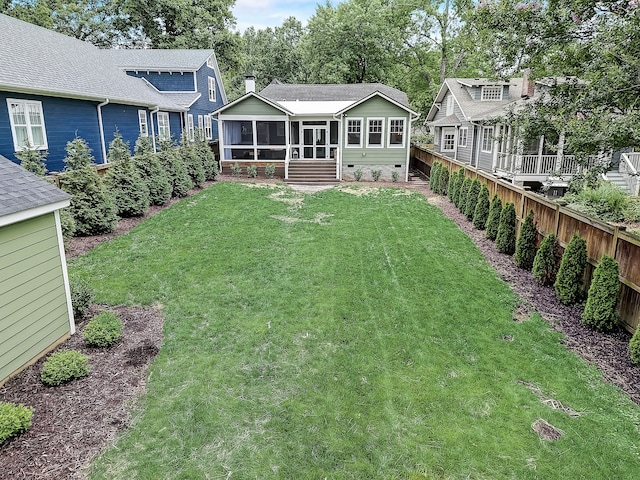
[496,202,517,254]
[485,194,503,241]
[554,233,588,305]
[16,142,47,176]
[458,176,472,213]
[514,210,537,270]
[532,233,561,285]
[105,133,150,217]
[581,255,620,332]
[132,137,172,206]
[464,179,481,220]
[179,132,205,188]
[60,137,118,236]
[473,184,490,230]
[158,139,193,197]
[630,328,640,365]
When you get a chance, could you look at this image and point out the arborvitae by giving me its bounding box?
[195,129,218,181]
[473,184,490,230]
[630,328,640,365]
[554,233,588,305]
[458,176,472,213]
[453,170,465,206]
[496,202,517,254]
[532,233,560,285]
[430,162,441,193]
[485,194,503,240]
[16,143,48,176]
[179,132,205,188]
[158,139,193,198]
[440,168,450,196]
[104,133,150,217]
[581,255,620,331]
[60,137,118,236]
[514,210,537,270]
[448,169,459,201]
[464,179,481,220]
[132,137,172,206]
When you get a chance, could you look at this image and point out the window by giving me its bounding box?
[346,118,362,147]
[187,114,195,141]
[458,127,468,148]
[138,110,149,137]
[208,76,216,102]
[433,127,439,145]
[481,86,503,101]
[367,118,384,147]
[481,126,494,153]
[7,99,48,150]
[198,115,204,131]
[204,115,212,140]
[388,118,405,147]
[157,112,170,140]
[446,95,454,116]
[442,128,456,151]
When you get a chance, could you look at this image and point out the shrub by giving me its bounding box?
[83,311,123,347]
[70,277,94,320]
[179,133,206,188]
[16,143,47,176]
[473,184,490,230]
[440,168,450,196]
[105,133,150,218]
[391,170,399,182]
[554,232,588,305]
[533,233,561,285]
[194,129,218,181]
[0,402,33,444]
[231,162,241,177]
[564,182,630,222]
[265,163,276,178]
[59,137,118,236]
[448,169,461,202]
[158,139,193,197]
[496,202,517,254]
[465,179,481,220]
[247,165,258,178]
[485,194,503,241]
[514,210,537,270]
[458,176,472,213]
[581,255,620,332]
[372,169,382,182]
[353,168,363,181]
[59,207,76,241]
[41,350,90,386]
[630,328,640,365]
[430,162,441,193]
[132,137,172,206]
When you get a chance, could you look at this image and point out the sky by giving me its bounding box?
[231,0,339,32]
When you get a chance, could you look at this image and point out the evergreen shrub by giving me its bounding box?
[496,202,517,254]
[581,255,620,331]
[180,133,205,188]
[473,184,490,229]
[353,168,363,181]
[514,210,537,270]
[554,233,588,305]
[83,311,123,347]
[231,162,241,177]
[458,176,472,213]
[532,233,560,285]
[41,350,90,386]
[465,179,481,220]
[70,277,94,320]
[158,139,193,197]
[448,169,460,202]
[132,137,172,206]
[265,163,276,178]
[485,194,503,240]
[391,171,399,182]
[630,329,640,365]
[430,162,441,193]
[0,402,33,444]
[440,168,449,196]
[194,129,218,181]
[372,169,381,181]
[16,143,47,176]
[247,165,258,178]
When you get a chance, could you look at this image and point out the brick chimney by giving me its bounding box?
[521,69,535,98]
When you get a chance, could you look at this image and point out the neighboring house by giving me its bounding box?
[0,155,74,386]
[425,77,616,190]
[212,80,419,182]
[0,14,226,173]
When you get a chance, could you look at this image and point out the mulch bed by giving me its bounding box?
[2,175,639,479]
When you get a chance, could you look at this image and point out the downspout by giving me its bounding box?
[332,113,343,180]
[406,113,420,182]
[97,99,109,163]
[150,106,159,152]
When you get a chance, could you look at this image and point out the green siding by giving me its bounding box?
[0,213,71,383]
[222,96,286,116]
[344,96,409,118]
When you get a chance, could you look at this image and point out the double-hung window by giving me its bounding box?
[208,77,216,102]
[204,115,213,140]
[388,118,405,147]
[187,114,195,141]
[441,128,456,151]
[157,112,170,140]
[7,99,48,150]
[346,118,362,147]
[367,118,384,147]
[458,127,468,148]
[198,115,204,131]
[481,126,494,153]
[138,110,149,137]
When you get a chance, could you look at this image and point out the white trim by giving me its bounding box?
[204,115,212,140]
[0,199,69,228]
[366,117,385,148]
[54,209,75,335]
[458,127,468,148]
[157,111,170,140]
[481,126,494,153]
[481,85,503,101]
[218,114,289,121]
[6,98,49,151]
[387,117,406,148]
[187,114,195,140]
[198,115,204,131]
[193,72,198,92]
[208,76,216,102]
[97,99,109,163]
[336,90,419,117]
[446,95,454,116]
[345,117,363,148]
[138,110,149,137]
[405,115,415,182]
[441,127,456,152]
[212,91,293,116]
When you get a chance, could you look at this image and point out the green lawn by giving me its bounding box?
[71,182,640,479]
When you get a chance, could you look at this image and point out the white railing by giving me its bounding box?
[627,152,640,171]
[619,153,640,196]
[497,153,608,178]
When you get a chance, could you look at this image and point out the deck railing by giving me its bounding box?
[620,153,640,196]
[497,153,607,177]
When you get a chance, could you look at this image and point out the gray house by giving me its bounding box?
[0,155,74,386]
[213,80,419,182]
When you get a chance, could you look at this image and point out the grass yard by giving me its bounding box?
[71,182,640,479]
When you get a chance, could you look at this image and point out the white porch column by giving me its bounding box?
[537,134,545,173]
[556,132,565,172]
[492,125,501,171]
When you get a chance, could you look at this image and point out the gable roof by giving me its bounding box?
[212,91,293,116]
[0,14,184,111]
[0,155,70,221]
[103,49,213,71]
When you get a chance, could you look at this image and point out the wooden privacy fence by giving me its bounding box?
[411,145,640,333]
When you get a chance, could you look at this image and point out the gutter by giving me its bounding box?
[150,106,160,152]
[97,99,109,163]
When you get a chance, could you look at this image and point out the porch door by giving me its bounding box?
[303,127,327,159]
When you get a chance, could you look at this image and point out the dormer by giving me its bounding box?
[456,79,513,102]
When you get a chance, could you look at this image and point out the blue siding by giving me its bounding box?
[126,71,196,92]
[102,103,147,155]
[189,64,224,139]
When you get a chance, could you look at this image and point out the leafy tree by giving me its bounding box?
[554,232,588,305]
[132,136,172,206]
[496,202,516,254]
[581,255,620,332]
[514,209,537,270]
[473,183,490,229]
[464,178,481,220]
[485,194,502,240]
[105,132,150,217]
[532,233,561,285]
[179,132,205,188]
[158,139,193,198]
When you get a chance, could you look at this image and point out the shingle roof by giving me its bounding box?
[261,82,411,108]
[0,155,70,218]
[160,92,202,108]
[447,78,526,121]
[103,49,213,71]
[0,14,184,110]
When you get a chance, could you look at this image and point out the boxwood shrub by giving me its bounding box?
[41,350,90,386]
[69,277,94,320]
[0,402,33,444]
[83,311,123,348]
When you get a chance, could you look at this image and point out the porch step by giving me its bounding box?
[286,161,338,184]
[605,171,631,193]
